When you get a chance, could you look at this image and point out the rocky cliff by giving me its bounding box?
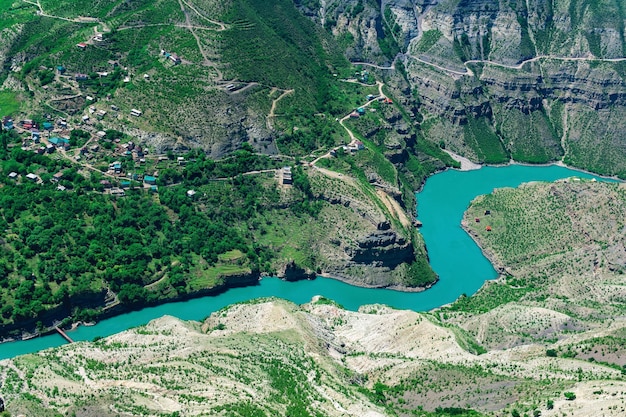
[318,0,626,176]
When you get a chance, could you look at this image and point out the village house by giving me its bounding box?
[51,171,64,182]
[111,162,122,174]
[49,137,70,148]
[187,190,197,198]
[130,109,142,117]
[76,42,87,49]
[282,166,292,185]
[2,116,13,130]
[75,73,88,81]
[26,173,39,182]
[7,172,18,180]
[143,175,157,185]
[110,188,125,197]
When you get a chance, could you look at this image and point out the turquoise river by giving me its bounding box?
[0,164,615,360]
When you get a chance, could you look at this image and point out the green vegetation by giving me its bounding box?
[221,0,347,110]
[563,391,576,401]
[415,30,443,53]
[495,107,563,164]
[0,133,306,329]
[463,116,509,164]
[0,91,22,115]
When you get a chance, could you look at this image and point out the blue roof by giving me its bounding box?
[43,122,53,129]
[50,137,69,145]
[144,175,156,182]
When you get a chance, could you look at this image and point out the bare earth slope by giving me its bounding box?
[2,294,626,416]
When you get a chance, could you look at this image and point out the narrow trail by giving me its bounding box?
[176,0,224,81]
[377,189,411,228]
[42,135,118,180]
[178,0,210,67]
[118,23,222,31]
[267,89,294,129]
[404,52,626,78]
[228,81,258,94]
[338,81,385,142]
[311,81,386,166]
[23,0,100,24]
[351,54,401,71]
[180,0,229,31]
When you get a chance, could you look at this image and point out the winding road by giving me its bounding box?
[403,52,626,78]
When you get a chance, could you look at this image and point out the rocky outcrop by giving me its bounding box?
[320,0,626,175]
[347,230,414,268]
[278,260,316,281]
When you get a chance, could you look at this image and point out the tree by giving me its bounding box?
[564,392,576,401]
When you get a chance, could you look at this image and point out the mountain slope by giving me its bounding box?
[1,297,625,416]
[320,0,626,177]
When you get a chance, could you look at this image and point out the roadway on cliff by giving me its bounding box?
[352,51,626,79]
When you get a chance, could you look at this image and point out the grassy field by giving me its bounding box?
[0,91,22,115]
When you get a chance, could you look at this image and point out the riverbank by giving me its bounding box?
[442,149,482,171]
[0,271,261,344]
[317,272,439,293]
[444,150,624,183]
[0,164,613,358]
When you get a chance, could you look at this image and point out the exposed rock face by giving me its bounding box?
[278,260,316,281]
[349,230,414,267]
[309,171,434,289]
[318,0,626,176]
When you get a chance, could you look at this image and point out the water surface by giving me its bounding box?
[0,164,612,360]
